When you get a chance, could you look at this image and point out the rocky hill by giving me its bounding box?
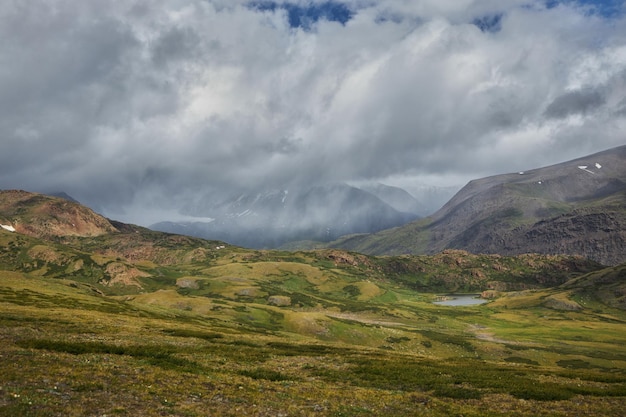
[0,190,118,239]
[330,145,626,265]
[560,262,626,310]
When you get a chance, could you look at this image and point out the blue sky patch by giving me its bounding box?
[250,1,354,29]
[472,14,503,33]
[546,0,624,18]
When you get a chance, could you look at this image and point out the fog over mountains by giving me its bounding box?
[151,183,428,248]
[28,144,624,265]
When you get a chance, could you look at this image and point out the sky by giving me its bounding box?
[1,0,625,224]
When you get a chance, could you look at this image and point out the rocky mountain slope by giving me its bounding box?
[330,145,626,265]
[0,190,118,239]
[151,183,419,248]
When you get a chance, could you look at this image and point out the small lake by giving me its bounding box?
[433,294,488,306]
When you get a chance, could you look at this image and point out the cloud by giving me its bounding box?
[0,0,625,224]
[544,89,606,118]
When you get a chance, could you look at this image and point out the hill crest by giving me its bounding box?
[0,189,119,239]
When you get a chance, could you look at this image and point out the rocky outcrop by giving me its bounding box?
[102,262,149,288]
[509,211,626,266]
[544,295,582,311]
[176,278,200,289]
[268,295,291,306]
[480,290,500,299]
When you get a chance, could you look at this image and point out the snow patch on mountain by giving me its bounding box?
[1,224,16,232]
[578,162,604,174]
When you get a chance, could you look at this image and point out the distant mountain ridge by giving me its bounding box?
[330,145,626,265]
[358,183,424,214]
[0,189,603,295]
[151,183,420,248]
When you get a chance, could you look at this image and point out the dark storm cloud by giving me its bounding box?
[0,0,625,224]
[151,27,203,66]
[544,89,606,118]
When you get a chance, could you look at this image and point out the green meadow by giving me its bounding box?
[1,228,625,416]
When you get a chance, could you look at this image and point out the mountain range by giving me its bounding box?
[20,145,626,265]
[330,145,626,265]
[150,183,421,248]
[2,187,612,294]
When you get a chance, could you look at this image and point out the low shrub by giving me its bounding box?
[239,368,293,382]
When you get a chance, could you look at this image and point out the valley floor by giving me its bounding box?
[2,270,626,417]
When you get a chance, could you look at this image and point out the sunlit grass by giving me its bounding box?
[2,236,626,415]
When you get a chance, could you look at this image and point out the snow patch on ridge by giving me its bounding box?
[1,224,16,232]
[577,162,603,174]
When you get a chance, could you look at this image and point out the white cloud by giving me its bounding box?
[0,0,625,222]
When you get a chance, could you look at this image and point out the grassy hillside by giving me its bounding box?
[1,191,625,415]
[1,228,626,415]
[0,224,602,296]
[2,262,626,416]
